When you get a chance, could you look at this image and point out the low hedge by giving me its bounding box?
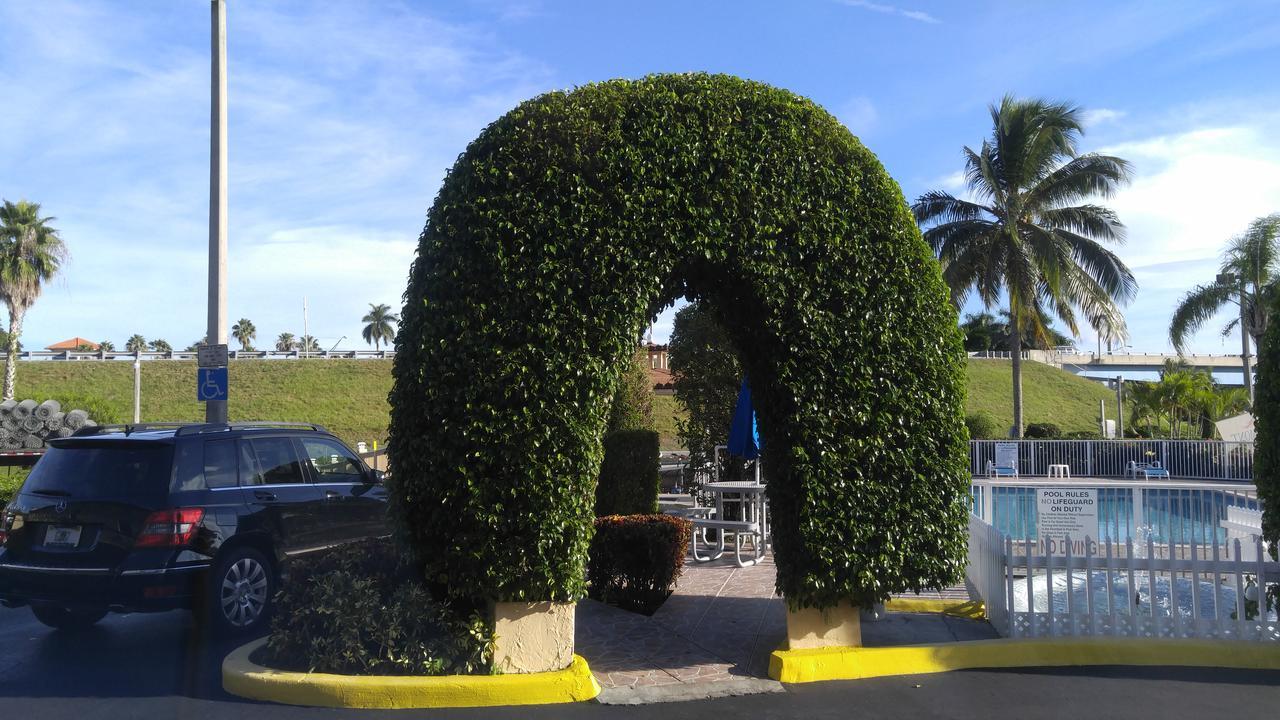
[263,539,494,676]
[964,411,1000,440]
[587,514,692,613]
[1024,422,1062,439]
[596,429,660,516]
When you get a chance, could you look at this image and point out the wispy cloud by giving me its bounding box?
[837,0,940,24]
[1082,108,1126,128]
[836,96,878,135]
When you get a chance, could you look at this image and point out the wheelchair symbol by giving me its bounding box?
[198,368,227,401]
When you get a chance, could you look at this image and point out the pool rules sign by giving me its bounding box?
[1036,488,1098,555]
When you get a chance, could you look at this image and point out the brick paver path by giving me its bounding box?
[574,552,993,692]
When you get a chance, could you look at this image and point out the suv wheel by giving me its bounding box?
[31,605,108,630]
[206,547,274,635]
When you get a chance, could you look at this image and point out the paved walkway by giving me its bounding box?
[574,553,998,702]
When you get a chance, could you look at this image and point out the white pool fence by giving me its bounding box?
[969,439,1254,481]
[966,515,1279,643]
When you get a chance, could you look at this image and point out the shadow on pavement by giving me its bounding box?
[968,664,1280,686]
[0,608,260,701]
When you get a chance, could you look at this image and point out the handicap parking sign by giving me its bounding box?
[197,367,228,402]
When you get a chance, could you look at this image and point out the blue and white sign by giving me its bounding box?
[197,367,228,402]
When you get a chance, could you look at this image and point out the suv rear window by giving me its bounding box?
[23,443,174,502]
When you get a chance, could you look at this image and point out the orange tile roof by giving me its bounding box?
[45,337,100,351]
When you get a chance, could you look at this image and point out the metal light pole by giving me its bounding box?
[133,359,141,423]
[206,0,229,423]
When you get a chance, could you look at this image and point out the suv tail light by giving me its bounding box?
[135,509,205,548]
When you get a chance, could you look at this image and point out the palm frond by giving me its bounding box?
[1026,154,1132,208]
[1169,281,1236,353]
[1037,204,1126,244]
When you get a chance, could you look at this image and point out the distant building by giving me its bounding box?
[45,337,100,351]
[645,342,675,394]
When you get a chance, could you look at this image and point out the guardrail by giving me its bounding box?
[970,439,1254,481]
[15,350,395,361]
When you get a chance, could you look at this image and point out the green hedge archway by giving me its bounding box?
[390,74,970,610]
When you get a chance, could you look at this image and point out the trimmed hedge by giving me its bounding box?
[390,73,969,609]
[596,429,661,516]
[965,411,1000,440]
[263,539,494,676]
[588,514,692,612]
[1024,422,1062,439]
[1255,295,1280,556]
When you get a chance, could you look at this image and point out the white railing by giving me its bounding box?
[998,528,1278,642]
[971,477,1260,545]
[970,439,1254,481]
[14,349,396,361]
[966,514,1009,631]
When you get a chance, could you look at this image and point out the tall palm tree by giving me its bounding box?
[275,332,296,352]
[297,335,320,353]
[231,318,256,351]
[1169,213,1280,405]
[361,303,399,351]
[99,340,115,352]
[913,96,1137,437]
[149,338,172,354]
[0,200,68,400]
[126,334,147,353]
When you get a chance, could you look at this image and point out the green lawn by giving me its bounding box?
[965,359,1115,435]
[2,357,1112,452]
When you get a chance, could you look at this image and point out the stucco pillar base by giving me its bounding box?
[492,601,576,674]
[786,600,863,649]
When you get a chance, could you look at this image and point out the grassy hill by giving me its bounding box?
[3,357,1113,450]
[964,359,1115,435]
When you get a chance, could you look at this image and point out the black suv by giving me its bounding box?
[0,422,388,634]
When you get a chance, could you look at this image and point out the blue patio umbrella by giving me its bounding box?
[727,377,760,460]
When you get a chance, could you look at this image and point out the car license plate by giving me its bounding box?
[44,525,82,548]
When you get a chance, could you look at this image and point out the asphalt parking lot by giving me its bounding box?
[1,607,1278,719]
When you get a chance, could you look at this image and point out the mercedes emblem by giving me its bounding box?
[55,500,67,514]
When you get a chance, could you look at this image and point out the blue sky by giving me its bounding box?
[1,0,1278,354]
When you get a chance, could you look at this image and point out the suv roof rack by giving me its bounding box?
[174,421,329,436]
[70,422,190,437]
[68,421,330,438]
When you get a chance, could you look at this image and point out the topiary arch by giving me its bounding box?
[390,73,970,611]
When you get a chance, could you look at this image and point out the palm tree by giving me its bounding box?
[126,334,147,353]
[0,200,68,400]
[361,303,399,351]
[149,339,172,354]
[275,332,296,352]
[99,340,115,352]
[231,318,256,351]
[1169,213,1280,406]
[297,335,320,353]
[912,96,1137,437]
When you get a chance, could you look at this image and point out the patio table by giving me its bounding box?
[701,481,769,562]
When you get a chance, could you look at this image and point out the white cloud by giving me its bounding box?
[836,96,878,135]
[837,0,940,24]
[1082,108,1126,128]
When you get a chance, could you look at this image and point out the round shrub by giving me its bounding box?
[965,411,1001,439]
[1024,422,1062,439]
[390,73,970,610]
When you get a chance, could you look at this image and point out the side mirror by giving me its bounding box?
[368,469,386,484]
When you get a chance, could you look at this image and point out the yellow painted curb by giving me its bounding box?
[222,638,601,708]
[769,637,1280,684]
[883,597,986,619]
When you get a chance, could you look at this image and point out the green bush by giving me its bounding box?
[588,514,692,613]
[1024,422,1062,439]
[964,411,1000,439]
[1255,295,1280,557]
[46,393,119,425]
[596,429,660,516]
[1062,429,1098,440]
[263,539,494,676]
[389,73,969,610]
[608,351,655,433]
